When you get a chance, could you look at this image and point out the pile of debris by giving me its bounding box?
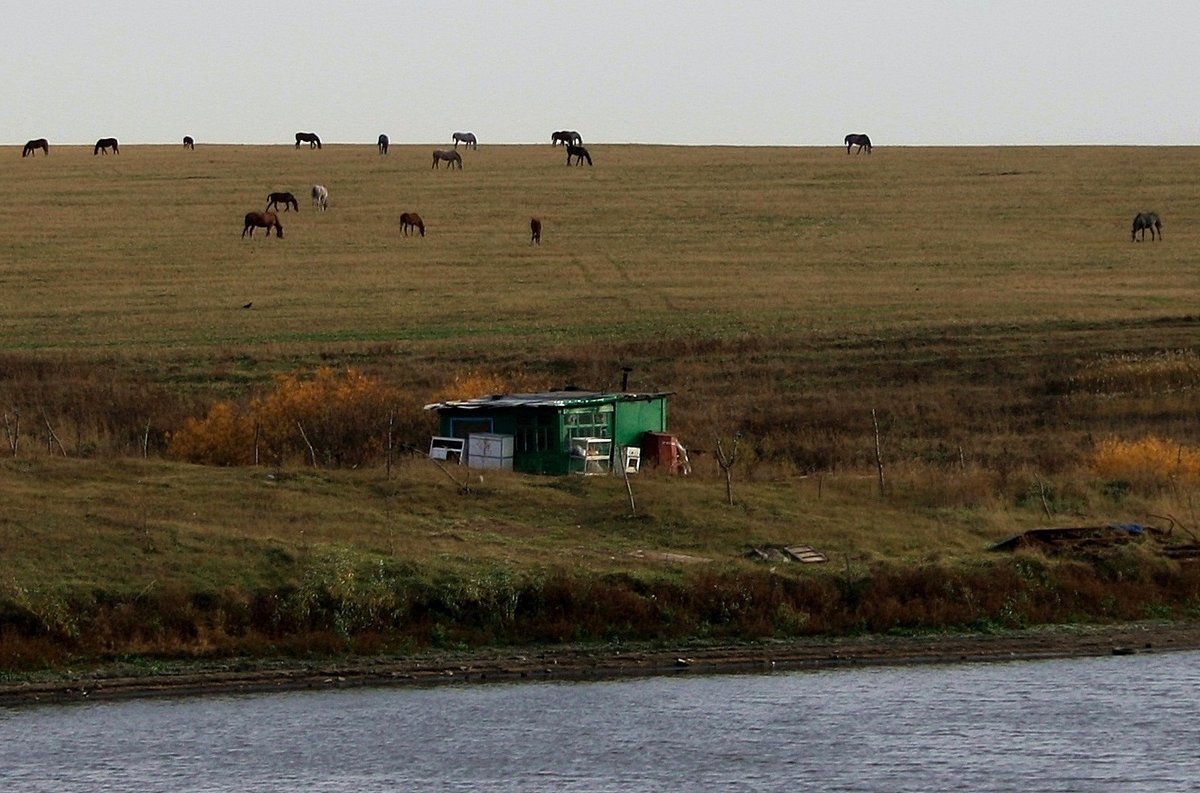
[745,545,828,564]
[991,523,1200,560]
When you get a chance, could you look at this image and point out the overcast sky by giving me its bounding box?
[3,1,1194,146]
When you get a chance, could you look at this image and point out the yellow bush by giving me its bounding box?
[169,401,257,466]
[170,368,415,467]
[431,369,551,403]
[1089,436,1200,491]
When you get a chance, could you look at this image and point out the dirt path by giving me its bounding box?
[4,621,1198,707]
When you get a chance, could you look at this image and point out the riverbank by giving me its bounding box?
[4,621,1198,708]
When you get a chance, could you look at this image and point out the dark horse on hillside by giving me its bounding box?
[400,212,425,237]
[22,138,49,157]
[378,134,389,154]
[1131,212,1162,242]
[432,149,463,169]
[183,136,195,150]
[242,211,283,238]
[552,130,582,147]
[452,132,477,149]
[94,137,119,155]
[295,132,322,149]
[566,144,592,166]
[266,192,300,212]
[844,133,872,154]
[530,217,542,245]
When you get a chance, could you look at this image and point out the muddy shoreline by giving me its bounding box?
[4,621,1198,708]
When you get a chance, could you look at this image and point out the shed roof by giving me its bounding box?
[424,391,673,412]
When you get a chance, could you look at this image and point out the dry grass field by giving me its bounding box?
[3,143,1200,669]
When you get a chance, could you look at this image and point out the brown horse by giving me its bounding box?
[266,192,300,212]
[183,136,195,150]
[432,149,463,169]
[400,212,425,237]
[1131,212,1162,242]
[22,139,49,157]
[94,137,119,155]
[243,211,283,238]
[530,217,542,245]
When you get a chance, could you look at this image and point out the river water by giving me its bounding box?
[2,651,1198,792]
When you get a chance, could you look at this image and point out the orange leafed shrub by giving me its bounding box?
[170,368,414,467]
[170,401,257,466]
[1089,436,1200,491]
[431,369,552,403]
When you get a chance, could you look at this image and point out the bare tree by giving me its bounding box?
[714,432,742,506]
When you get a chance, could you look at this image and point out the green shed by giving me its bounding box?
[424,391,672,475]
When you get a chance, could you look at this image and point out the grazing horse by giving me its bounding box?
[844,133,872,154]
[295,132,322,149]
[242,211,283,238]
[183,136,195,150]
[566,144,592,166]
[1131,212,1162,242]
[266,192,300,212]
[552,130,582,146]
[311,184,329,211]
[432,149,463,169]
[94,137,119,155]
[452,131,478,149]
[400,212,425,237]
[530,217,542,245]
[22,138,48,157]
[378,133,389,154]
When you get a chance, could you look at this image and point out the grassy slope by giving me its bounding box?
[2,144,1199,664]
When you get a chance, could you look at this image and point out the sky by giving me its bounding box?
[3,1,1195,147]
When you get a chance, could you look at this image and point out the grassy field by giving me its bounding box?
[3,143,1200,670]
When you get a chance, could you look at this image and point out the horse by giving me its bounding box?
[400,212,425,237]
[452,132,477,149]
[530,217,542,245]
[378,134,389,155]
[266,192,300,212]
[295,132,322,149]
[311,185,329,211]
[844,133,872,154]
[242,211,283,238]
[22,139,48,157]
[566,144,592,166]
[1131,212,1162,242]
[552,130,582,146]
[183,136,195,150]
[432,149,463,169]
[93,138,119,155]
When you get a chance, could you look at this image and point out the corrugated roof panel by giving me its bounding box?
[424,391,672,411]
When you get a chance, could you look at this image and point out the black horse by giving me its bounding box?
[266,192,300,212]
[295,132,322,149]
[1131,212,1162,242]
[552,130,582,147]
[183,136,195,150]
[844,133,872,154]
[566,144,592,166]
[22,138,48,157]
[378,133,389,155]
[94,137,120,155]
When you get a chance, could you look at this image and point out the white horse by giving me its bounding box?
[311,184,329,211]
